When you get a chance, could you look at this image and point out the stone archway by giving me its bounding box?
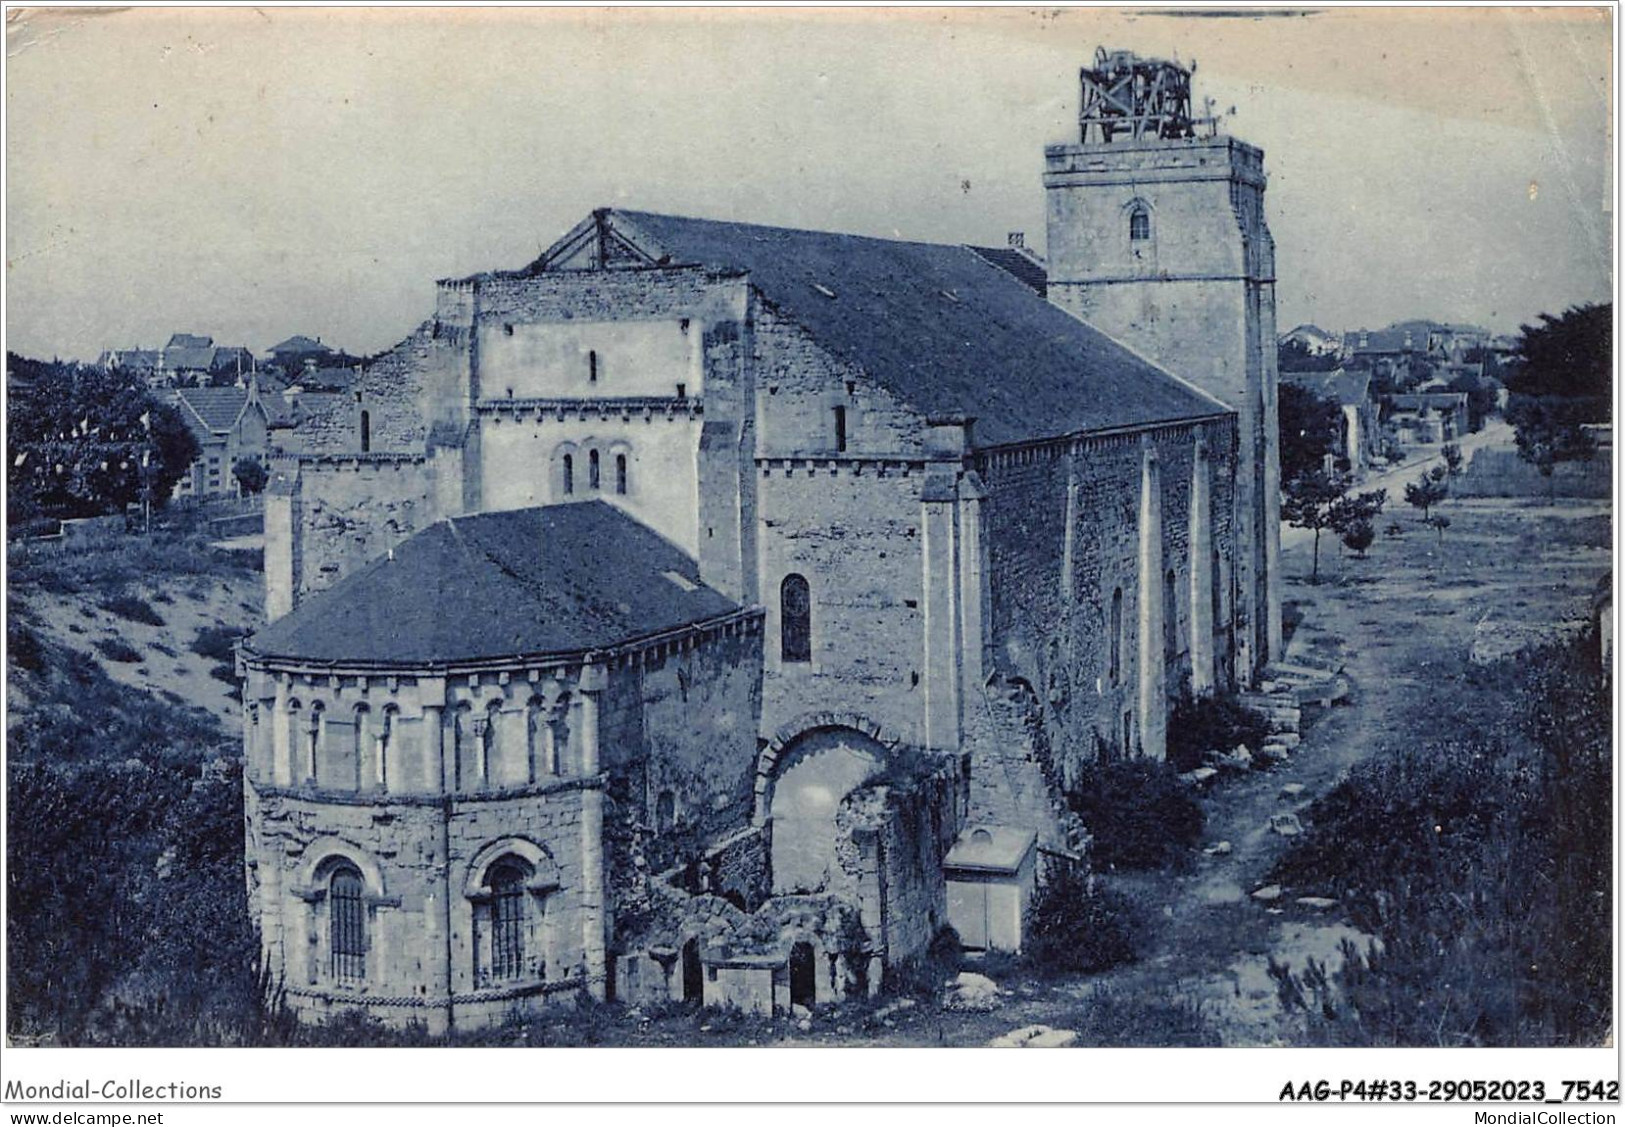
[762,723,892,896]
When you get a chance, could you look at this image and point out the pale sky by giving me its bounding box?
[5,6,1614,362]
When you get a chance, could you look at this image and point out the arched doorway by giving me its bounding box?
[789,941,817,1009]
[681,937,703,1003]
[767,726,888,895]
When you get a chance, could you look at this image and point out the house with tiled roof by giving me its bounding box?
[1280,368,1379,473]
[170,378,299,498]
[242,54,1284,1031]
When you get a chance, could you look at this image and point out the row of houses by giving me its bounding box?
[1281,320,1518,368]
[100,332,348,389]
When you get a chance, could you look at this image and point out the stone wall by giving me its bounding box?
[281,455,434,605]
[1456,445,1612,500]
[976,417,1237,779]
[245,782,591,1033]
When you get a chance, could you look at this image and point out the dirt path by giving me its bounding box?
[1043,490,1609,1046]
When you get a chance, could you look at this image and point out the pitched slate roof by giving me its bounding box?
[268,335,330,356]
[245,502,741,667]
[164,345,217,371]
[529,211,1226,448]
[965,245,1048,296]
[174,387,249,436]
[1279,369,1371,408]
[166,333,214,350]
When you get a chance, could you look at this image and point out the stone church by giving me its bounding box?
[239,52,1281,1031]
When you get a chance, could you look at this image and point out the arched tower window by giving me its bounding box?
[615,453,628,495]
[329,863,367,981]
[780,574,812,663]
[562,454,574,496]
[1109,587,1124,685]
[589,449,601,490]
[306,702,325,783]
[377,705,396,791]
[359,410,371,453]
[482,700,502,786]
[352,703,370,791]
[1129,204,1152,242]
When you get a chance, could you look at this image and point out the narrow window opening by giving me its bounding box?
[1109,587,1124,686]
[833,406,847,453]
[503,322,514,336]
[562,454,574,496]
[589,449,601,490]
[1130,205,1151,242]
[615,453,627,495]
[780,574,812,663]
[588,349,598,383]
[675,382,686,400]
[359,410,371,453]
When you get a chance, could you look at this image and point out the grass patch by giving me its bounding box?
[1066,986,1214,1047]
[1267,637,1609,1046]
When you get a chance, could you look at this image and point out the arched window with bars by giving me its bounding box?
[615,453,628,495]
[487,858,529,981]
[589,449,601,490]
[562,453,574,496]
[328,862,367,982]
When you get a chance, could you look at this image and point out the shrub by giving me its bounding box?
[9,620,46,674]
[1024,862,1141,976]
[1069,758,1204,870]
[191,625,245,663]
[99,594,165,627]
[95,637,143,664]
[1166,691,1270,773]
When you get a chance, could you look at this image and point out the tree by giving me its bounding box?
[6,357,199,521]
[1424,513,1452,544]
[1282,468,1349,583]
[1504,303,1611,404]
[1404,470,1449,521]
[1278,382,1343,485]
[1340,519,1375,558]
[1278,338,1340,373]
[1503,304,1609,493]
[232,458,269,497]
[1441,443,1464,479]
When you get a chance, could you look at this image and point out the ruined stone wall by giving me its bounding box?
[594,623,765,912]
[976,417,1237,780]
[284,456,433,603]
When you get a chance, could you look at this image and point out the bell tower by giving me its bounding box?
[1043,48,1282,675]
